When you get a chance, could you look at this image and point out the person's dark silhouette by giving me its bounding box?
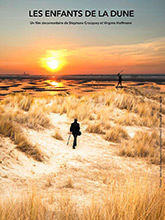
[116,73,123,88]
[70,119,81,149]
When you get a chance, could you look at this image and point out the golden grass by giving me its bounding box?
[104,126,129,143]
[105,88,160,115]
[0,89,164,163]
[115,112,159,127]
[63,178,74,188]
[140,114,159,127]
[2,93,34,111]
[0,106,4,113]
[86,122,105,134]
[1,93,51,130]
[53,130,63,140]
[119,131,165,164]
[1,107,51,130]
[0,178,164,220]
[0,90,164,219]
[0,116,44,161]
[1,88,163,129]
[25,109,51,129]
[48,88,162,129]
[114,112,137,126]
[106,91,136,111]
[50,94,96,121]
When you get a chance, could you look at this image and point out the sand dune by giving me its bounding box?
[0,87,164,219]
[0,112,160,197]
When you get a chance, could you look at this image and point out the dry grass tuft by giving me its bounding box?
[47,88,161,129]
[2,108,51,130]
[105,88,160,124]
[0,116,44,162]
[1,94,51,130]
[0,178,164,220]
[50,95,96,121]
[140,114,159,127]
[45,176,53,187]
[0,106,5,113]
[104,126,129,143]
[114,112,137,126]
[106,91,136,111]
[86,122,105,134]
[26,109,51,129]
[64,178,74,188]
[2,93,34,111]
[119,131,165,164]
[115,112,159,127]
[53,130,63,140]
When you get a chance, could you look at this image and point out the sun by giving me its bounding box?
[39,50,68,73]
[47,59,59,70]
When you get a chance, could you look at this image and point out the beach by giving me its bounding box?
[0,74,165,100]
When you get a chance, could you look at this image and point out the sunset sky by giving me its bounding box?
[0,0,165,75]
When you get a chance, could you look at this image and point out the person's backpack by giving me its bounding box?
[77,131,81,136]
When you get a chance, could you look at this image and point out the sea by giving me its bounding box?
[0,74,165,99]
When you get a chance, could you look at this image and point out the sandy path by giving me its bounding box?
[0,113,160,200]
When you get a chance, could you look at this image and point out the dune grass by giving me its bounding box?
[104,126,129,143]
[23,109,51,129]
[114,112,137,126]
[63,177,74,188]
[2,93,34,111]
[48,87,162,128]
[0,178,164,220]
[1,88,163,128]
[114,111,159,127]
[119,131,165,164]
[105,88,160,113]
[53,130,63,140]
[0,88,164,164]
[1,93,51,130]
[0,106,51,130]
[86,122,106,134]
[0,89,164,219]
[0,116,44,161]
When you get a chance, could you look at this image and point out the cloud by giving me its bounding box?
[59,37,165,73]
[70,37,165,64]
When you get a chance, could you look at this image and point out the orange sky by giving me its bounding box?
[0,37,165,75]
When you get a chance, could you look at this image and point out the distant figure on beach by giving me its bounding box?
[70,119,81,149]
[116,71,123,88]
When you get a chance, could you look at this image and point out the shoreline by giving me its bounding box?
[0,74,165,82]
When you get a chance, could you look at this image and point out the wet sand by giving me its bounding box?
[0,74,165,99]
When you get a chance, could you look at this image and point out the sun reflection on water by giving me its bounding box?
[45,80,63,88]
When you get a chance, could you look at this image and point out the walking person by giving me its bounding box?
[116,71,123,89]
[70,119,81,149]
